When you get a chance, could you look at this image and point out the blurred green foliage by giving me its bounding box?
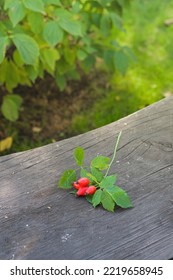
[0,0,131,122]
[71,0,173,134]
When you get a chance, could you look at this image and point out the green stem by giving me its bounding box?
[104,131,122,177]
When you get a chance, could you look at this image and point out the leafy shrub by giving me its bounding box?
[0,0,131,121]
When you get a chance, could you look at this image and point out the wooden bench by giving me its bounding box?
[0,96,173,260]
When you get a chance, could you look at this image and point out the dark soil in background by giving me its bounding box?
[0,71,110,153]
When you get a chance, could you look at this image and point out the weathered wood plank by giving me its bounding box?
[0,96,173,260]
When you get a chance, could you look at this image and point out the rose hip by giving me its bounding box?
[76,187,88,196]
[73,182,80,190]
[85,186,97,195]
[77,177,90,188]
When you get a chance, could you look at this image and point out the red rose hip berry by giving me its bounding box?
[73,182,80,190]
[76,187,88,196]
[85,186,97,195]
[77,177,90,188]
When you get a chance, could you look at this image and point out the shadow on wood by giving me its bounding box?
[0,97,173,260]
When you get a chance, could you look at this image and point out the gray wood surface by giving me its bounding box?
[0,96,173,260]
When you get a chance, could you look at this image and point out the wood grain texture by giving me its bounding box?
[0,96,173,260]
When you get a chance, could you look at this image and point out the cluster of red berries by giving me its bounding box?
[73,177,97,196]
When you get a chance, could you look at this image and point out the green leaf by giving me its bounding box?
[13,50,24,67]
[43,21,64,47]
[96,0,113,7]
[25,65,39,82]
[91,166,104,182]
[12,34,39,65]
[111,186,133,208]
[43,0,62,5]
[110,12,123,30]
[80,167,89,178]
[1,98,18,121]
[77,49,87,61]
[60,19,82,36]
[1,95,21,121]
[0,60,6,83]
[71,1,81,13]
[23,0,45,13]
[55,74,66,91]
[5,60,20,91]
[91,156,110,170]
[73,146,84,167]
[101,189,115,212]
[123,46,136,62]
[64,48,76,65]
[0,36,8,63]
[4,0,15,9]
[100,14,112,36]
[92,189,102,207]
[86,195,93,204]
[58,169,76,189]
[8,94,22,107]
[86,173,97,183]
[6,1,26,26]
[114,50,129,75]
[103,49,115,71]
[42,48,60,71]
[100,175,117,188]
[55,9,82,36]
[82,55,96,73]
[28,12,44,34]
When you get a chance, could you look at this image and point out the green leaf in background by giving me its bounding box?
[123,46,136,63]
[28,12,44,34]
[91,166,104,182]
[103,49,115,71]
[91,156,110,170]
[25,65,39,82]
[0,36,8,63]
[23,0,45,13]
[13,50,24,67]
[55,9,82,36]
[77,49,87,61]
[100,14,112,36]
[8,94,23,107]
[5,60,20,91]
[55,74,66,91]
[100,175,117,188]
[12,34,39,65]
[101,189,115,212]
[43,0,62,5]
[71,1,81,13]
[58,169,76,189]
[114,50,129,75]
[42,48,60,71]
[64,48,76,65]
[43,21,64,47]
[73,146,84,167]
[6,1,26,26]
[92,189,102,207]
[60,18,82,36]
[4,0,14,9]
[1,94,22,121]
[0,60,6,83]
[111,186,133,208]
[96,0,114,7]
[110,12,123,30]
[82,56,96,73]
